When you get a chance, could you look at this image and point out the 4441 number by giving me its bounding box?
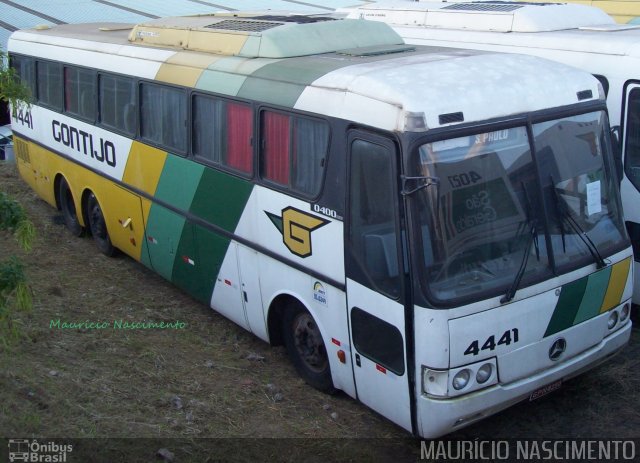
[464,328,519,356]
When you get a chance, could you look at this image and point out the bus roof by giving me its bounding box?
[341,1,640,57]
[341,1,617,32]
[9,13,602,131]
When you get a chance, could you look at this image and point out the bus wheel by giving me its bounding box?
[58,177,83,237]
[86,192,116,257]
[283,303,336,394]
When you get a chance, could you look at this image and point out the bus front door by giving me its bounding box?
[621,83,640,301]
[346,132,412,432]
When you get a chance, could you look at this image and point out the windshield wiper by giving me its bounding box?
[501,219,538,304]
[550,176,606,269]
[401,175,440,196]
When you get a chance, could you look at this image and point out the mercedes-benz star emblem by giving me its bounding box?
[549,338,567,361]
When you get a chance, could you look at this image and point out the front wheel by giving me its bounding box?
[86,192,116,257]
[282,303,336,394]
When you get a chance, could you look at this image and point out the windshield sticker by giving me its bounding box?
[586,181,602,216]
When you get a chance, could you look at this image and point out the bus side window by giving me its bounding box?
[351,307,405,375]
[192,95,253,175]
[140,82,187,154]
[99,74,136,137]
[624,88,640,191]
[260,110,329,197]
[9,54,36,99]
[37,60,63,111]
[348,138,400,298]
[64,66,96,122]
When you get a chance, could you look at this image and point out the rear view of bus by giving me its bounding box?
[7,14,633,438]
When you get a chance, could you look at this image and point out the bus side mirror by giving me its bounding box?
[610,125,623,183]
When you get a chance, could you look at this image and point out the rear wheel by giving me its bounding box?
[282,302,336,394]
[86,192,116,257]
[58,177,83,237]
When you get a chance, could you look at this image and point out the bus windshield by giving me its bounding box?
[414,111,626,305]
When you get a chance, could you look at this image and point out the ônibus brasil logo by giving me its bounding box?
[8,439,72,462]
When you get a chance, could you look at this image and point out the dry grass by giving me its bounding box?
[0,162,638,460]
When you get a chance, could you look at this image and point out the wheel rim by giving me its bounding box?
[292,312,328,373]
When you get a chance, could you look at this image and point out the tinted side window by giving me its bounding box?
[351,307,405,375]
[99,74,136,136]
[261,110,328,196]
[37,61,63,110]
[64,66,96,121]
[9,54,36,98]
[625,87,640,191]
[140,83,187,153]
[192,95,253,174]
[348,138,400,298]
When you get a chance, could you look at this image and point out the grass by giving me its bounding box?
[0,162,638,461]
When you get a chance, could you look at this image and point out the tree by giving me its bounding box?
[0,48,31,114]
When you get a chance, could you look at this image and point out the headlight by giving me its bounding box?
[620,304,630,322]
[452,369,471,390]
[476,363,493,384]
[422,358,498,398]
[608,310,619,330]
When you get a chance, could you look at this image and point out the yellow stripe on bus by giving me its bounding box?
[156,51,221,86]
[122,141,167,196]
[600,257,631,312]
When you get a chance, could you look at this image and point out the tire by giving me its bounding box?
[86,192,116,257]
[282,302,336,394]
[58,177,84,237]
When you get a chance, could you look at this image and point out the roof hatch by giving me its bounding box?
[128,13,404,58]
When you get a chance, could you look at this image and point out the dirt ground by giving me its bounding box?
[0,162,639,462]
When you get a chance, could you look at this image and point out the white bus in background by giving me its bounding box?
[341,0,640,304]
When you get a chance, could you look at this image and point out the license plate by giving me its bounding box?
[529,379,562,401]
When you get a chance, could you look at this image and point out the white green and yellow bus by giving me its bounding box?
[7,12,633,438]
[342,0,640,306]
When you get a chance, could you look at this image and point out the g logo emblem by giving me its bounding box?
[266,207,329,258]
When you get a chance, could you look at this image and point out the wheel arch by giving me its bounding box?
[53,173,64,211]
[80,187,94,235]
[266,292,302,347]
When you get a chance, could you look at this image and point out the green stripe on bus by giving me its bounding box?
[141,154,205,281]
[572,266,611,325]
[171,223,214,304]
[154,155,205,209]
[544,277,587,337]
[196,57,274,96]
[189,168,254,232]
[193,225,234,304]
[142,205,188,281]
[236,56,354,107]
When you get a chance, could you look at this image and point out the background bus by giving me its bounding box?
[342,0,640,306]
[8,12,633,438]
[518,0,640,24]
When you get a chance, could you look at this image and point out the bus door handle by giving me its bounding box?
[355,353,361,367]
[120,217,132,229]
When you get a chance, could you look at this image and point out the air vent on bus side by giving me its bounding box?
[441,3,524,12]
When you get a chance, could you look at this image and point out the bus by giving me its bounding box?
[7,12,633,438]
[519,0,640,24]
[342,0,640,306]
